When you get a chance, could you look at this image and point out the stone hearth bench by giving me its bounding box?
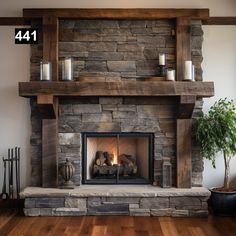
[20,185,210,217]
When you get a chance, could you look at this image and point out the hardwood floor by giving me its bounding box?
[0,210,236,236]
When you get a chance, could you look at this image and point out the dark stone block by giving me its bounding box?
[88,203,129,215]
[35,198,65,208]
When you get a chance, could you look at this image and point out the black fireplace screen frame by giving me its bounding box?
[82,132,154,184]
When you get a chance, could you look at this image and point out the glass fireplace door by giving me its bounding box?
[82,132,153,184]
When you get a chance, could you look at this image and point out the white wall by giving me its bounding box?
[0,0,235,189]
[202,26,236,188]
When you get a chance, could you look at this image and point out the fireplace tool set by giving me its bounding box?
[0,147,21,201]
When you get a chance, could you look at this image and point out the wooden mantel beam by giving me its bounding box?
[23,8,209,20]
[19,81,214,98]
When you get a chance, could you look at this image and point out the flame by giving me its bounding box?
[113,153,118,165]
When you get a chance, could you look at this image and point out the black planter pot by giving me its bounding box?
[210,188,236,216]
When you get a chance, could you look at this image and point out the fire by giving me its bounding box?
[112,153,118,165]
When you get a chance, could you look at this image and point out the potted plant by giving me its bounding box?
[194,98,236,216]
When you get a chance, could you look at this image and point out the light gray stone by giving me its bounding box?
[58,133,80,145]
[80,122,121,132]
[107,61,136,72]
[117,43,143,52]
[65,198,87,210]
[82,113,112,122]
[88,203,129,215]
[40,208,53,216]
[72,104,102,114]
[129,204,140,209]
[172,210,189,217]
[53,208,87,216]
[24,208,40,216]
[102,104,118,111]
[130,208,150,216]
[140,197,169,209]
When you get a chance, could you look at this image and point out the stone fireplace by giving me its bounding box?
[19,8,214,217]
[30,18,204,188]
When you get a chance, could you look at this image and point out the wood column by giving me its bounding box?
[41,16,58,187]
[176,95,196,188]
[176,17,191,81]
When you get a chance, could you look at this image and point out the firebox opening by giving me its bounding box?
[82,132,154,184]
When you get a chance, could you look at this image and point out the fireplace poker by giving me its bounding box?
[9,148,14,199]
[15,147,20,200]
[0,158,9,200]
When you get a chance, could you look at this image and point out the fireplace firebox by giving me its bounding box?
[82,132,154,184]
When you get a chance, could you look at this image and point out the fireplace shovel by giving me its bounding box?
[0,158,9,200]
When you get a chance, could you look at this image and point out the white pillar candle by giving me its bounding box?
[159,53,165,66]
[192,65,195,81]
[62,57,73,80]
[40,61,51,81]
[184,60,192,80]
[166,69,175,81]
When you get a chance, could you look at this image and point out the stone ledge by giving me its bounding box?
[20,185,210,198]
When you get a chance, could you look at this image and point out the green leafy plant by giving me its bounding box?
[194,98,236,191]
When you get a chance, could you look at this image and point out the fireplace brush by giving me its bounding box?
[0,147,21,201]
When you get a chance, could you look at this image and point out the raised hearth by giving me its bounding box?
[21,186,210,217]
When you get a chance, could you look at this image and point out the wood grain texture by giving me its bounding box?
[178,95,196,119]
[1,210,236,236]
[42,119,58,187]
[176,17,191,81]
[37,95,58,118]
[19,81,215,97]
[203,17,236,25]
[0,17,31,25]
[43,16,58,82]
[23,8,209,20]
[176,119,192,188]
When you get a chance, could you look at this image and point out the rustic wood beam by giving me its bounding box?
[203,17,236,25]
[176,119,192,188]
[19,81,215,98]
[41,16,59,187]
[43,16,58,81]
[42,119,58,187]
[0,17,31,25]
[176,17,191,81]
[37,95,58,118]
[177,95,196,119]
[23,8,209,20]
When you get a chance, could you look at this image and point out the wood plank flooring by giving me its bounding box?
[0,210,235,236]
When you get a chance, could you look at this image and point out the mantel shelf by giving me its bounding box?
[19,81,214,98]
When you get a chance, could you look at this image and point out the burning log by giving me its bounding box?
[95,151,106,166]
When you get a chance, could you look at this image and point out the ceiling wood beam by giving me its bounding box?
[0,17,31,25]
[203,17,236,25]
[23,8,209,20]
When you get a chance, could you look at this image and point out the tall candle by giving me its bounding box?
[166,69,175,81]
[63,57,73,81]
[40,61,51,81]
[184,61,192,80]
[192,65,195,81]
[159,53,165,66]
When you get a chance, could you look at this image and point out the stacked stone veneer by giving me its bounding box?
[23,187,209,217]
[30,19,204,187]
